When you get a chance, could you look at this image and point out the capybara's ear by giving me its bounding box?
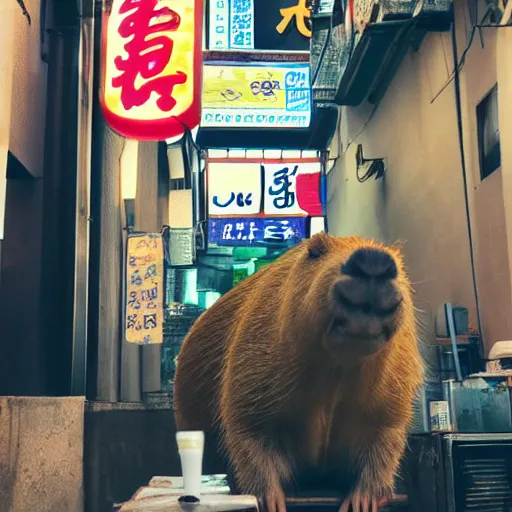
[307,232,330,259]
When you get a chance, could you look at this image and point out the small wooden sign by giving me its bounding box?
[125,233,164,344]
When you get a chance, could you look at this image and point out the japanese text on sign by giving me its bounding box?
[268,165,298,210]
[208,162,262,216]
[112,0,186,113]
[100,0,202,141]
[209,0,230,49]
[230,0,254,48]
[208,217,307,246]
[125,234,164,344]
[276,0,312,38]
[207,160,323,217]
[201,63,311,129]
[209,0,254,50]
[263,162,322,216]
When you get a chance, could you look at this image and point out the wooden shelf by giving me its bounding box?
[436,335,472,346]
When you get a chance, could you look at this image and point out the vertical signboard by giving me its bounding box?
[207,0,310,51]
[125,233,164,344]
[208,0,255,50]
[100,0,204,141]
[209,0,231,49]
[229,0,255,49]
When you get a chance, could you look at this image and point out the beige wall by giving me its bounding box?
[0,2,15,239]
[496,26,512,324]
[327,0,512,355]
[8,0,48,178]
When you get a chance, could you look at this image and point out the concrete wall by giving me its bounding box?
[0,179,44,395]
[496,25,512,345]
[0,397,84,512]
[0,6,83,510]
[9,0,48,178]
[327,0,512,355]
[0,1,48,392]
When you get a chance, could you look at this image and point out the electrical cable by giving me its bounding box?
[356,165,375,183]
[431,23,476,104]
[450,20,484,353]
[356,159,384,183]
[477,23,512,27]
[431,5,511,105]
[344,103,379,154]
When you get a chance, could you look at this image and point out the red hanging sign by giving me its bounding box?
[100,0,203,142]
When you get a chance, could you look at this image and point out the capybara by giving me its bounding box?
[174,233,423,512]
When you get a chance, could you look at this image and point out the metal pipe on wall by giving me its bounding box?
[88,0,124,402]
[189,135,202,229]
[71,0,95,396]
[40,25,80,396]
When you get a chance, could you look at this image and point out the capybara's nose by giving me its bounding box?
[334,248,401,316]
[341,248,397,280]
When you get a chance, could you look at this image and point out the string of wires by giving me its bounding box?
[356,156,385,183]
[431,2,511,104]
[345,1,511,150]
[449,14,485,354]
[344,104,379,154]
[430,23,477,103]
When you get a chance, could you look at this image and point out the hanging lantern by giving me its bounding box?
[100,0,203,142]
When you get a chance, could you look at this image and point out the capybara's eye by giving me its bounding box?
[308,247,322,259]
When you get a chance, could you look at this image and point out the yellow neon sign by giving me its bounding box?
[276,0,312,38]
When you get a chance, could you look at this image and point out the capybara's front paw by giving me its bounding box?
[338,492,388,512]
[260,486,286,512]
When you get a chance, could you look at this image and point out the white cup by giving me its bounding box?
[176,431,205,498]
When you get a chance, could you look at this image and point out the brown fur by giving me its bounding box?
[174,233,423,506]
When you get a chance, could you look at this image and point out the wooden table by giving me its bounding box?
[115,478,408,512]
[117,493,258,512]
